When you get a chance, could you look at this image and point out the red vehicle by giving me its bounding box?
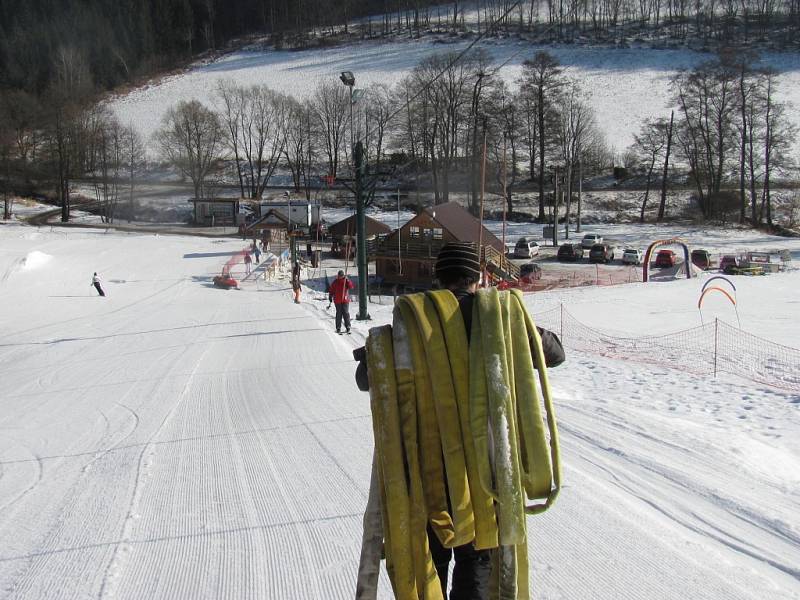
[213,273,239,289]
[654,249,677,268]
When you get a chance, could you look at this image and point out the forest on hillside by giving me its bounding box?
[0,0,797,229]
[1,0,798,96]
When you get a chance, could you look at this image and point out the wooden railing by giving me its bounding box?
[368,236,447,259]
[482,245,520,280]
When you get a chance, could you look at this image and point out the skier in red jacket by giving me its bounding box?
[328,270,354,334]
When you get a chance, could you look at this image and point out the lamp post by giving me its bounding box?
[340,71,370,321]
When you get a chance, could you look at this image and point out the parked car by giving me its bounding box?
[520,262,542,281]
[719,254,739,273]
[581,233,603,249]
[621,248,643,265]
[557,243,584,262]
[514,237,540,258]
[589,243,615,264]
[654,249,677,268]
[691,249,713,270]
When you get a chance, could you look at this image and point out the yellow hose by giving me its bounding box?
[363,289,561,599]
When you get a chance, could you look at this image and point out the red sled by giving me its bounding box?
[213,275,239,289]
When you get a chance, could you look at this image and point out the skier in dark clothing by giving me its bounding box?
[328,270,354,334]
[353,242,564,600]
[91,272,105,297]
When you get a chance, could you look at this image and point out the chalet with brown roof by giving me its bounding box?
[329,214,393,259]
[243,208,291,248]
[370,201,518,288]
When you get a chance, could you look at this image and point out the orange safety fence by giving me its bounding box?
[531,305,800,393]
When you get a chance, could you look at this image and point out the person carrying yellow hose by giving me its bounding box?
[353,243,564,600]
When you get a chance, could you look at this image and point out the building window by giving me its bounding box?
[410,226,420,238]
[432,228,443,239]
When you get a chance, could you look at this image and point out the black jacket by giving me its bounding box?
[354,290,564,392]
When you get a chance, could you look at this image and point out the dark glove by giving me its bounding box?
[353,346,369,392]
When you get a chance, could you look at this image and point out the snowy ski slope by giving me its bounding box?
[0,223,798,599]
[108,38,800,156]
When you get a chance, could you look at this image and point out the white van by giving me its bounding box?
[514,238,540,258]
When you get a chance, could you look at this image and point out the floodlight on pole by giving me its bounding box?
[340,70,370,321]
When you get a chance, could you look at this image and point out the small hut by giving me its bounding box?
[328,214,392,259]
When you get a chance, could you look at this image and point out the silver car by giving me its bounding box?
[514,238,540,258]
[622,248,643,265]
[581,233,603,249]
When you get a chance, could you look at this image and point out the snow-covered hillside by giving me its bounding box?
[109,38,800,156]
[1,221,798,599]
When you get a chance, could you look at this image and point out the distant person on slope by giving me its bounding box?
[353,243,565,600]
[291,261,302,304]
[91,272,105,297]
[253,244,261,264]
[244,251,252,275]
[328,270,353,334]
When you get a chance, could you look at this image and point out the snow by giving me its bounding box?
[1,219,799,599]
[108,39,800,157]
[19,251,53,271]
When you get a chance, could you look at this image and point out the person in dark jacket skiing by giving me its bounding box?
[328,269,354,334]
[353,242,564,600]
[91,272,105,297]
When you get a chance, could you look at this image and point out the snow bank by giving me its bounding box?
[20,251,52,270]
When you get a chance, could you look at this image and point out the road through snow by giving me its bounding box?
[0,225,797,599]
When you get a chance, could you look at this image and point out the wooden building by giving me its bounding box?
[244,208,291,248]
[328,214,392,259]
[188,197,242,226]
[370,201,518,289]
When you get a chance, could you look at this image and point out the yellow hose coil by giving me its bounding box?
[364,288,560,600]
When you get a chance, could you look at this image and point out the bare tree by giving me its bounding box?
[519,51,564,221]
[90,108,124,223]
[155,100,222,223]
[216,81,247,197]
[486,80,521,217]
[362,83,397,174]
[46,44,94,222]
[122,124,146,222]
[555,83,596,238]
[673,59,738,218]
[632,116,670,222]
[0,104,12,219]
[760,70,796,228]
[216,82,289,199]
[312,80,349,179]
[284,98,317,200]
[413,51,481,204]
[658,111,675,221]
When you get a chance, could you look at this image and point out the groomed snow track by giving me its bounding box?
[0,226,798,599]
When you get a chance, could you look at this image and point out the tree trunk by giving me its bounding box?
[537,88,546,221]
[738,70,748,224]
[640,155,656,223]
[658,111,673,221]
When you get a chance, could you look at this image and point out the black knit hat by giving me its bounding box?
[435,242,481,283]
